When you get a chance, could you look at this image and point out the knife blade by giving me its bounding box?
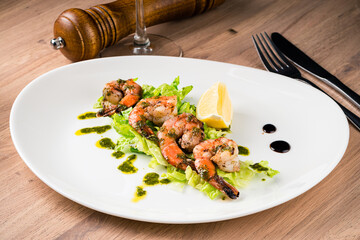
[271,32,360,109]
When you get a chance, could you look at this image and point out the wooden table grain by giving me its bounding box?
[1,0,360,239]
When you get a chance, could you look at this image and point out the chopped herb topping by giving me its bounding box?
[117,79,126,84]
[141,101,150,107]
[192,127,201,135]
[167,128,178,138]
[124,84,135,90]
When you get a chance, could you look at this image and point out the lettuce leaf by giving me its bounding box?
[142,76,193,109]
[218,160,279,189]
[249,161,279,177]
[93,96,103,109]
[203,123,231,140]
[178,102,196,115]
[142,85,156,99]
[217,161,256,188]
[164,160,279,200]
[185,166,222,200]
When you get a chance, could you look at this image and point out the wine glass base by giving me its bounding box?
[100,34,183,57]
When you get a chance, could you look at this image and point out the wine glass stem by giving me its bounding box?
[134,0,150,46]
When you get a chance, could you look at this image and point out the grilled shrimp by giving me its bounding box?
[157,113,205,171]
[97,79,142,117]
[193,137,240,199]
[129,96,177,141]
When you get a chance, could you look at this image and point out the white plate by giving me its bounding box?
[10,56,349,224]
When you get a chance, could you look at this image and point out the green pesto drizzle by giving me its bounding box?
[118,154,138,174]
[160,178,171,184]
[250,163,268,172]
[112,151,125,159]
[238,145,250,156]
[96,137,116,150]
[77,112,97,120]
[143,172,171,186]
[132,173,171,202]
[132,186,147,202]
[143,172,160,185]
[136,186,146,196]
[75,125,111,135]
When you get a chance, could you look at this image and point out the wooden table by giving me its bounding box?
[1,0,359,239]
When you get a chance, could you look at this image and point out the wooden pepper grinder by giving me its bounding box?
[51,0,225,62]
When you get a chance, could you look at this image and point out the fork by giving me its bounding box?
[252,32,360,131]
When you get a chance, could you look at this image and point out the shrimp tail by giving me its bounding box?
[209,175,239,199]
[96,104,128,117]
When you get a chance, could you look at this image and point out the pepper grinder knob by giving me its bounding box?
[50,37,65,49]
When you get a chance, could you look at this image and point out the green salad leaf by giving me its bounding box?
[249,161,280,177]
[178,102,196,115]
[161,158,280,200]
[94,96,103,109]
[162,159,279,200]
[142,76,193,109]
[203,123,231,140]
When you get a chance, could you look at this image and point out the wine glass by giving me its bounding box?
[100,0,183,57]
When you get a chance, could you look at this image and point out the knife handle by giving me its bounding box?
[321,75,360,109]
[298,76,360,131]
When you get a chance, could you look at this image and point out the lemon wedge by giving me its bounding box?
[196,82,233,129]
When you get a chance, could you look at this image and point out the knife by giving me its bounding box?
[271,32,360,109]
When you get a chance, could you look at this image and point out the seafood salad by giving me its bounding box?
[94,77,279,200]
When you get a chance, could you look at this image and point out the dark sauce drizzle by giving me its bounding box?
[263,124,276,134]
[270,140,291,153]
[262,124,291,153]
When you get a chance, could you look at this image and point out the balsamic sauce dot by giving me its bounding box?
[270,140,291,153]
[263,124,276,134]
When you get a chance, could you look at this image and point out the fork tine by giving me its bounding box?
[255,34,281,71]
[252,35,275,73]
[260,33,286,68]
[264,32,292,67]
